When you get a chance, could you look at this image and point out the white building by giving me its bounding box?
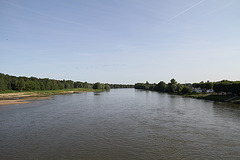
[206,89,214,93]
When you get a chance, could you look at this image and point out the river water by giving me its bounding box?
[0,89,240,159]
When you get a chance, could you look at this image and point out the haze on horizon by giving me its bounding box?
[1,0,239,84]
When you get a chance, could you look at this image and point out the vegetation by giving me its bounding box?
[0,73,134,93]
[192,81,213,90]
[135,79,191,94]
[185,93,240,104]
[0,73,88,92]
[181,86,192,94]
[135,78,240,95]
[93,82,111,90]
[109,84,134,88]
[1,72,239,104]
[0,88,104,100]
[34,88,103,95]
[135,78,240,104]
[213,80,240,94]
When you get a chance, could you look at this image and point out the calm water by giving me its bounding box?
[1,89,240,159]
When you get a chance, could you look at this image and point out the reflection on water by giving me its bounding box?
[0,89,240,159]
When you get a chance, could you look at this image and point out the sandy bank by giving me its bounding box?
[0,100,30,105]
[0,96,51,105]
[0,90,93,105]
[0,92,51,105]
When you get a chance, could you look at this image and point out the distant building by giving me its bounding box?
[206,89,214,93]
[194,88,202,93]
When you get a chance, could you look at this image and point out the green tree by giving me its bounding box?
[93,82,102,89]
[170,78,177,85]
[176,83,184,93]
[15,79,25,91]
[25,80,35,90]
[155,81,166,92]
[105,84,111,90]
[167,78,178,93]
[0,77,6,91]
[83,82,89,88]
[181,86,192,94]
[145,81,150,90]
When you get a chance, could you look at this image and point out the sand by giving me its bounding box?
[0,90,93,106]
[0,92,51,105]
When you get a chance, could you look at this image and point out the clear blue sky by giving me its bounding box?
[1,0,239,84]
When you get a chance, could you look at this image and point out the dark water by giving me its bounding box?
[1,89,240,160]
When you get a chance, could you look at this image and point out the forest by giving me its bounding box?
[0,73,133,92]
[135,79,240,95]
[1,73,239,95]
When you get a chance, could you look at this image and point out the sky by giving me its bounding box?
[0,0,240,84]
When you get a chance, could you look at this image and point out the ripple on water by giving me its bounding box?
[1,89,240,159]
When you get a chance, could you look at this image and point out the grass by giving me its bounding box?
[233,100,240,104]
[0,88,105,97]
[0,90,25,94]
[32,88,104,96]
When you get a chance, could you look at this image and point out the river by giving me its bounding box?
[0,89,240,159]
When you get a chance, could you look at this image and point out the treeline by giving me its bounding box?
[109,84,134,88]
[0,73,133,92]
[193,80,240,94]
[213,80,240,94]
[135,79,240,95]
[91,82,109,90]
[192,81,213,89]
[92,83,133,90]
[0,73,94,91]
[135,79,192,94]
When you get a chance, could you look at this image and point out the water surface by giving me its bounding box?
[1,89,240,159]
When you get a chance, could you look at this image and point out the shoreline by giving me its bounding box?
[183,93,240,104]
[2,89,239,106]
[0,92,52,105]
[136,89,240,104]
[0,96,51,105]
[0,89,102,105]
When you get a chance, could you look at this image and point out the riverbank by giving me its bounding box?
[184,93,240,104]
[0,88,104,105]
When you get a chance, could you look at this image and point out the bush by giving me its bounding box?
[181,86,192,94]
[93,82,102,89]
